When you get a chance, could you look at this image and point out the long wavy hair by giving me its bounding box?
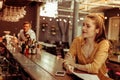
[86,13,106,43]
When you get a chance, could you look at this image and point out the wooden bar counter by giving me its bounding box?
[8,49,57,80]
[28,51,74,80]
[7,46,80,80]
[8,45,101,80]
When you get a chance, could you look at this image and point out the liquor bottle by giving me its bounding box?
[21,42,26,54]
[24,45,29,57]
[32,45,36,54]
[36,44,42,54]
[28,45,32,54]
[31,39,36,54]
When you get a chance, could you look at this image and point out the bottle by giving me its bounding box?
[21,42,26,54]
[28,45,32,54]
[24,45,29,57]
[32,45,36,54]
[31,39,36,54]
[36,44,41,54]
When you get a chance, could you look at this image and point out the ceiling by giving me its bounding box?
[79,0,120,12]
[3,0,120,17]
[58,0,120,17]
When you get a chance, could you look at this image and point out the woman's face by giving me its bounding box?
[82,17,99,39]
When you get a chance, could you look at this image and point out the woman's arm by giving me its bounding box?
[70,40,110,73]
[63,38,78,73]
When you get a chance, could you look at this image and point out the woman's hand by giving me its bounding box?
[63,59,75,74]
[63,53,76,74]
[64,57,76,67]
[63,62,74,74]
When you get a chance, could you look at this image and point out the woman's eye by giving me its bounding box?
[86,25,90,28]
[83,23,90,28]
[82,23,85,26]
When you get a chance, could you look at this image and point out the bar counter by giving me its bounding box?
[7,44,100,80]
[7,46,80,80]
[8,49,57,80]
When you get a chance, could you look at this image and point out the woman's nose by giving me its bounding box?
[82,26,86,30]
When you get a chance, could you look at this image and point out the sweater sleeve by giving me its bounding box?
[68,38,78,57]
[85,40,109,73]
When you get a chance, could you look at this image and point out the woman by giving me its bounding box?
[63,13,112,80]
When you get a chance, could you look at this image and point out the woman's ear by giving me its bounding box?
[96,29,99,34]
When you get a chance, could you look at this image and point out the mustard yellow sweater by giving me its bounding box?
[66,36,112,80]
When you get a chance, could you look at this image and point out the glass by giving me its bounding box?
[1,6,26,22]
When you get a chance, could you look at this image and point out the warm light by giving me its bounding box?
[0,1,3,9]
[80,17,84,20]
[69,21,71,23]
[49,18,52,21]
[59,18,62,21]
[105,16,107,19]
[63,19,67,23]
[68,15,70,18]
[56,19,59,21]
[43,17,45,20]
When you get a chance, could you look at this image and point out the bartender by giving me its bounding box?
[18,21,36,54]
[18,21,36,43]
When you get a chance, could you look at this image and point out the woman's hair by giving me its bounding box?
[86,13,106,43]
[23,21,32,28]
